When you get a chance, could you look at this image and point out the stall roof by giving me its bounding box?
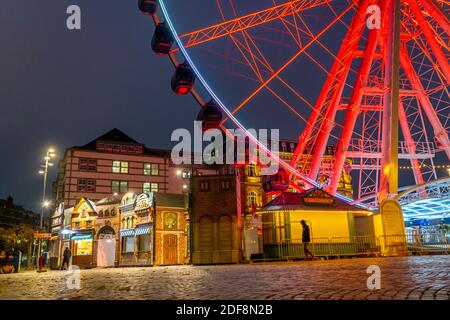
[258,189,370,213]
[154,193,186,208]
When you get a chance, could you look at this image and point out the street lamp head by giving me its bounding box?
[44,156,51,161]
[43,200,51,208]
[38,170,44,174]
[48,148,55,153]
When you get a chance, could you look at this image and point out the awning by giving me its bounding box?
[135,227,150,236]
[71,234,93,241]
[120,229,135,237]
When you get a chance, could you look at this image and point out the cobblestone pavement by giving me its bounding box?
[0,256,449,300]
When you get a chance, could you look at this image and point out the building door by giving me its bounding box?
[163,234,177,265]
[97,226,116,267]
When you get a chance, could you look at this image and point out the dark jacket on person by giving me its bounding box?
[63,248,71,260]
[302,224,311,243]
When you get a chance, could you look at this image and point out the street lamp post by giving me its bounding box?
[37,148,56,270]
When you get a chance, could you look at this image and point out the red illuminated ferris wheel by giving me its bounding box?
[139,0,450,207]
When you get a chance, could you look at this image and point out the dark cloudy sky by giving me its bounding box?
[1,1,448,212]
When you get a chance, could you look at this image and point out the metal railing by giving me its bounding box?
[261,232,450,260]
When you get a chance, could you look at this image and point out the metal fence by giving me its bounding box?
[261,232,450,260]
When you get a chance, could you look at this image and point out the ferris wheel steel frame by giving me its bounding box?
[148,0,450,208]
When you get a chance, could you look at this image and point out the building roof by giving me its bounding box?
[95,197,121,206]
[72,128,171,157]
[259,189,369,212]
[154,192,186,208]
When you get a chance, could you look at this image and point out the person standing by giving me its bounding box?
[301,220,314,261]
[60,247,71,270]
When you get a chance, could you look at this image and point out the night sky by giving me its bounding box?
[1,1,448,212]
[1,1,203,211]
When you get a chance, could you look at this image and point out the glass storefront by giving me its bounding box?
[122,236,135,253]
[72,235,93,256]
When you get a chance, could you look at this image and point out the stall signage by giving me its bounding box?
[303,189,335,205]
[34,233,52,239]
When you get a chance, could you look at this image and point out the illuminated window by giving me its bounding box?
[144,163,159,175]
[77,179,96,192]
[248,191,258,207]
[143,182,158,193]
[122,236,135,253]
[182,171,191,179]
[112,181,128,193]
[73,237,93,256]
[247,164,258,177]
[112,161,129,174]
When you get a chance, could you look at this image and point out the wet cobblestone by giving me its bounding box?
[0,256,448,300]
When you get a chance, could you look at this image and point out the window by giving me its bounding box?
[122,236,135,253]
[112,180,128,193]
[79,158,97,172]
[281,142,287,152]
[111,209,116,216]
[98,210,104,218]
[248,191,258,207]
[86,220,92,228]
[182,171,191,179]
[247,164,258,177]
[77,179,96,192]
[112,161,129,174]
[143,182,158,193]
[220,180,231,191]
[144,163,159,175]
[138,235,151,252]
[290,143,295,152]
[104,210,110,217]
[199,181,210,192]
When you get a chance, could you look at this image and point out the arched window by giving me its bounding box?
[247,164,258,177]
[247,191,258,207]
[105,209,110,217]
[121,218,126,229]
[98,210,104,218]
[127,217,131,229]
[111,209,116,216]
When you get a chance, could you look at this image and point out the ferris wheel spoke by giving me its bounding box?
[176,0,331,50]
[291,0,369,179]
[419,0,450,36]
[327,28,380,194]
[221,3,355,125]
[407,0,450,82]
[400,45,450,160]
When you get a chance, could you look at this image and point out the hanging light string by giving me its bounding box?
[399,164,450,170]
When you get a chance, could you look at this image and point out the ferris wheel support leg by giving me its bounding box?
[408,0,450,82]
[398,99,426,186]
[307,0,370,182]
[379,0,401,202]
[418,0,450,36]
[327,29,380,195]
[399,46,450,160]
[290,0,369,174]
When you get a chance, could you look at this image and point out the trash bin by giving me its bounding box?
[50,257,59,270]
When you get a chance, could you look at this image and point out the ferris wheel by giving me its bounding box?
[138,0,450,208]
